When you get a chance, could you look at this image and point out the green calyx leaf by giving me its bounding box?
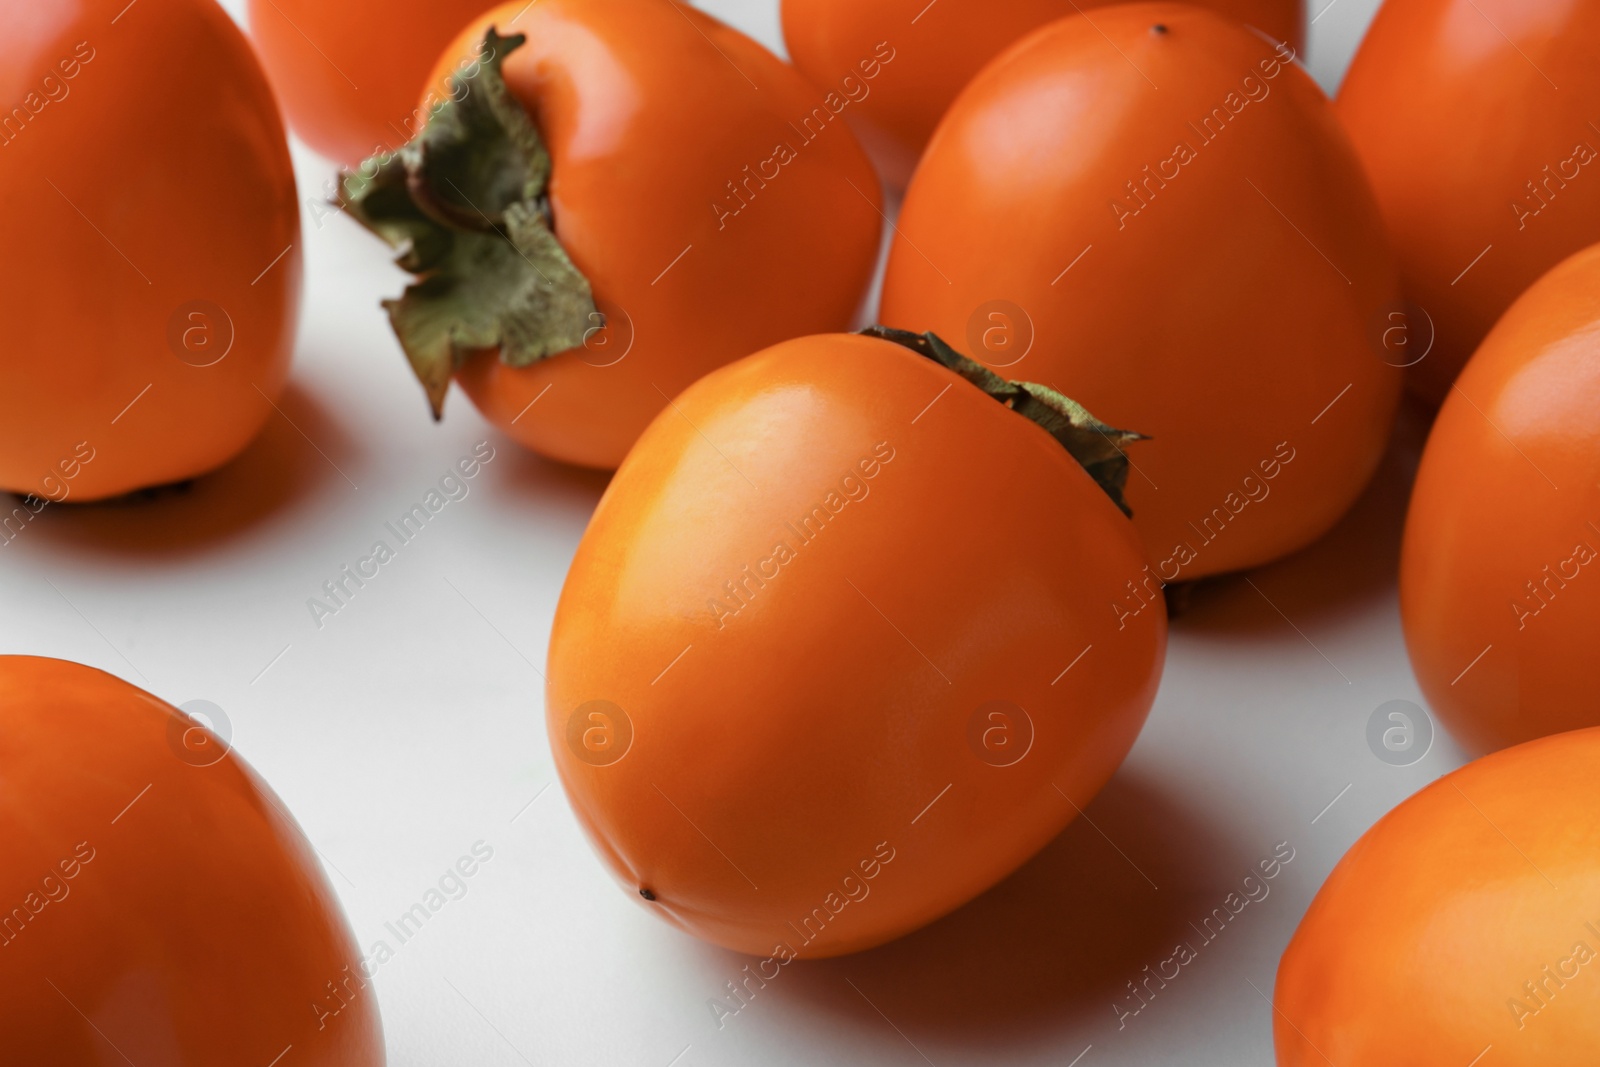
[863,326,1147,517]
[337,27,597,419]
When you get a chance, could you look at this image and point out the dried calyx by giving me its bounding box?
[337,28,597,419]
[862,326,1146,516]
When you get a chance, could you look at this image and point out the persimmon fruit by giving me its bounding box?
[247,0,493,165]
[0,657,383,1065]
[0,0,300,502]
[879,4,1401,580]
[1275,726,1600,1064]
[782,0,1305,188]
[1400,243,1600,754]
[545,329,1165,957]
[1337,0,1600,404]
[341,0,883,471]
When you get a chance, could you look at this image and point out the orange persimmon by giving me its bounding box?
[247,0,494,165]
[341,0,883,471]
[0,657,383,1065]
[1337,0,1600,404]
[1275,726,1600,1065]
[781,0,1304,188]
[546,329,1165,957]
[879,4,1400,580]
[0,0,300,502]
[1401,243,1600,754]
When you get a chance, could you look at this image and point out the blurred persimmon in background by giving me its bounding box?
[782,0,1304,188]
[247,0,492,164]
[1401,242,1600,754]
[1338,0,1600,404]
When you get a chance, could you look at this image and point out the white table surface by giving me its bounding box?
[5,2,1449,1064]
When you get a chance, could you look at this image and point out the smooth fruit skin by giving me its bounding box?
[546,333,1166,957]
[0,0,300,503]
[781,0,1304,189]
[1337,0,1600,405]
[879,5,1401,580]
[1274,727,1600,1065]
[0,657,383,1065]
[247,0,491,165]
[421,1,883,471]
[1400,244,1600,754]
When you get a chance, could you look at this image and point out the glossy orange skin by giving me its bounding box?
[1275,727,1600,1065]
[1400,244,1600,754]
[247,0,491,165]
[1338,0,1600,405]
[0,657,383,1065]
[880,5,1401,580]
[782,0,1304,189]
[0,0,300,502]
[422,0,883,471]
[546,333,1166,956]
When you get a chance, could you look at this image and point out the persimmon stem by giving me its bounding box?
[337,27,597,420]
[403,168,502,235]
[861,326,1147,516]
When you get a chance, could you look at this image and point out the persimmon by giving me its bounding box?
[340,0,883,471]
[545,329,1166,957]
[0,657,383,1065]
[879,4,1401,580]
[782,0,1305,188]
[0,0,300,502]
[1337,0,1600,405]
[247,0,493,165]
[1400,243,1600,754]
[1275,726,1600,1065]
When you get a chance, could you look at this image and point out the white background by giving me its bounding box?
[4,1,1449,1064]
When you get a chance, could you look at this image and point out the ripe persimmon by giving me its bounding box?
[0,657,383,1065]
[781,0,1304,188]
[247,0,493,165]
[1275,726,1600,1065]
[0,0,300,502]
[879,4,1400,580]
[1337,0,1600,404]
[546,329,1165,957]
[1401,243,1600,754]
[341,0,883,471]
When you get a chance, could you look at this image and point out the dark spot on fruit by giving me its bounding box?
[639,888,657,901]
[1152,24,1169,35]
